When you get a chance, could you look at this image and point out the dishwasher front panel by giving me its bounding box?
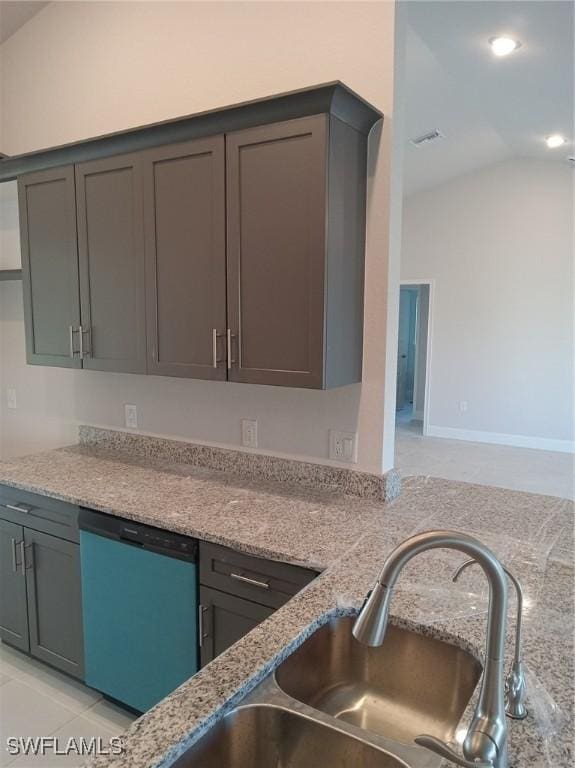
[80,530,198,713]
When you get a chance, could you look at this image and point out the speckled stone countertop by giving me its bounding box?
[0,444,573,768]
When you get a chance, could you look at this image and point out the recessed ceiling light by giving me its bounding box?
[489,36,521,57]
[546,134,566,149]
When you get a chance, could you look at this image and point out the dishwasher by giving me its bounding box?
[79,508,199,713]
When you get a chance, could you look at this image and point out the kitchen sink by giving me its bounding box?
[172,704,409,767]
[275,616,482,745]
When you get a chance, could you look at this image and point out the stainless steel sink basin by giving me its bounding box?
[275,617,482,745]
[172,704,409,767]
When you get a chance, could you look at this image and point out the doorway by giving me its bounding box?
[396,281,432,435]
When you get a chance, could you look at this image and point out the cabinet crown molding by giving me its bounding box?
[0,82,383,183]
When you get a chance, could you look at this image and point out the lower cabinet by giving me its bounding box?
[0,486,84,680]
[24,529,84,679]
[0,519,29,653]
[199,585,273,666]
[198,541,317,667]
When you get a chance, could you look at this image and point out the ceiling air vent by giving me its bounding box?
[410,129,445,147]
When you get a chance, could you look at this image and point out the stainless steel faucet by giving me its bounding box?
[352,530,509,768]
[453,559,528,721]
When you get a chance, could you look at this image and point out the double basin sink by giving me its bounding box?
[173,616,482,767]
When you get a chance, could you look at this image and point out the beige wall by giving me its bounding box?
[0,1,400,472]
[401,157,575,452]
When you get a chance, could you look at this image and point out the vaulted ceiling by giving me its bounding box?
[403,1,574,195]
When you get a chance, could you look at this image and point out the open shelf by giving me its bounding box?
[0,269,22,281]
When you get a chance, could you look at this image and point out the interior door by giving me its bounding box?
[25,529,84,679]
[0,519,29,652]
[18,166,82,368]
[143,137,226,379]
[226,116,328,388]
[76,153,147,374]
[396,288,411,410]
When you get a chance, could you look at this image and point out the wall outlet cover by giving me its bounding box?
[124,404,138,429]
[241,419,258,449]
[6,388,17,410]
[329,430,358,463]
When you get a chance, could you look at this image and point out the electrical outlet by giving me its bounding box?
[329,430,358,463]
[459,400,468,413]
[124,404,138,429]
[6,388,17,410]
[241,419,258,448]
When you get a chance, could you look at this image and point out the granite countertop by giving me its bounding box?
[0,442,572,768]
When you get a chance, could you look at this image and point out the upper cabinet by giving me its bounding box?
[11,83,381,389]
[76,153,147,374]
[18,167,81,368]
[226,115,367,388]
[143,137,227,380]
[226,116,327,388]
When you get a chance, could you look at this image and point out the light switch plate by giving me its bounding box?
[124,404,138,429]
[241,419,258,448]
[329,430,358,463]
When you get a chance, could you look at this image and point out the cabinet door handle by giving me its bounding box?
[230,572,270,590]
[6,503,32,515]
[19,541,27,576]
[227,330,238,369]
[78,326,92,359]
[10,538,17,573]
[212,329,224,368]
[69,326,79,358]
[198,604,208,647]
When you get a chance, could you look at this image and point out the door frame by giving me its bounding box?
[399,279,434,436]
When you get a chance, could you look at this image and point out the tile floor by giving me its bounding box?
[395,410,575,500]
[0,643,136,767]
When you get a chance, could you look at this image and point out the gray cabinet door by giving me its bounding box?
[0,519,29,653]
[24,529,84,679]
[76,153,147,374]
[143,138,227,379]
[199,585,272,667]
[18,166,82,368]
[226,116,328,388]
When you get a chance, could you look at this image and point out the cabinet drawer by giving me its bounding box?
[0,485,79,543]
[199,542,316,610]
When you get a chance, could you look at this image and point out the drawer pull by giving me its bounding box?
[6,503,33,515]
[230,572,270,590]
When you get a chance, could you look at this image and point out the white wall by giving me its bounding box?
[0,1,401,472]
[401,157,575,452]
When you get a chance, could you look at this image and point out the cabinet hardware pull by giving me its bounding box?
[198,604,208,647]
[82,326,92,357]
[19,541,26,575]
[10,538,17,573]
[227,330,237,369]
[6,503,32,515]
[212,329,224,368]
[69,326,79,358]
[230,572,270,590]
[78,326,92,359]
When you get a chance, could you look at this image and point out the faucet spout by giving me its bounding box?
[352,530,509,768]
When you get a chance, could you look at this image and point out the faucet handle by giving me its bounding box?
[415,735,493,768]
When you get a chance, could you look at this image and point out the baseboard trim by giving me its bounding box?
[426,425,575,454]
